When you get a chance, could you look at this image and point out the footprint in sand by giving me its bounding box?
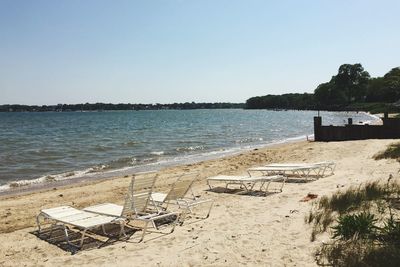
[242,239,250,245]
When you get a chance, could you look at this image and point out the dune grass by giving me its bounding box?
[306,179,399,238]
[374,142,400,160]
[307,176,400,266]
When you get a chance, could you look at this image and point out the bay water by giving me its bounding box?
[0,109,377,191]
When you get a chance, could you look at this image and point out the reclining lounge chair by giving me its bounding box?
[150,172,214,224]
[36,205,126,249]
[207,174,286,192]
[83,172,180,242]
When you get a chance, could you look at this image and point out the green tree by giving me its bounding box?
[335,63,370,103]
[366,77,385,102]
[314,81,333,106]
[382,67,400,102]
[365,67,400,102]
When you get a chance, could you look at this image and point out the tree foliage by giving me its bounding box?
[246,64,400,111]
[246,93,315,110]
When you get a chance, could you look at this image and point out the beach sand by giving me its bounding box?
[0,139,399,266]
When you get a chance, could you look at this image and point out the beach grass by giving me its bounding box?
[374,142,400,160]
[309,176,400,266]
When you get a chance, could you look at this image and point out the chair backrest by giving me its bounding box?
[163,172,199,202]
[121,172,157,218]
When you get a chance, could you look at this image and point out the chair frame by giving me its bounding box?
[265,161,336,177]
[247,165,321,181]
[207,174,286,193]
[36,206,126,249]
[151,172,214,224]
[83,173,180,242]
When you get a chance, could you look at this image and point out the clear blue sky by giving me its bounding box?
[1,0,399,105]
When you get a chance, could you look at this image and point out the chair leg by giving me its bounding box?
[36,214,43,233]
[151,219,158,230]
[101,224,107,235]
[37,214,56,238]
[119,221,127,238]
[139,220,150,243]
[207,181,213,190]
[48,222,59,238]
[169,213,180,233]
[263,181,272,192]
[63,225,73,247]
[279,177,286,192]
[79,229,88,248]
[206,200,214,218]
[179,209,189,225]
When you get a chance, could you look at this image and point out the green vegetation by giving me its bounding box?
[0,102,245,112]
[307,178,400,266]
[245,93,315,110]
[374,143,400,161]
[331,212,378,240]
[246,64,400,113]
[346,102,397,114]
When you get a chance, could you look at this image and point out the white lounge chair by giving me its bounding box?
[83,173,180,242]
[207,174,286,192]
[265,161,336,176]
[36,205,126,249]
[247,164,324,181]
[150,172,214,224]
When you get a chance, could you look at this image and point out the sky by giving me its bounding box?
[1,0,399,105]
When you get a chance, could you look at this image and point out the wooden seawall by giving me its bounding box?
[314,113,400,141]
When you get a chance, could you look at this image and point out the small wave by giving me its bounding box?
[235,137,263,144]
[150,151,164,156]
[142,157,158,163]
[0,168,93,192]
[88,164,109,173]
[176,146,204,152]
[101,157,138,170]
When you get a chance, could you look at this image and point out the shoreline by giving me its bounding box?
[0,135,310,197]
[1,139,399,266]
[0,110,380,194]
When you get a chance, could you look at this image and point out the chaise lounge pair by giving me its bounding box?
[247,161,335,181]
[36,172,213,249]
[207,161,336,192]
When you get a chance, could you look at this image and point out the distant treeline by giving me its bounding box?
[246,64,400,113]
[0,102,245,112]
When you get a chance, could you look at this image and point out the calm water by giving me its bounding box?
[0,109,376,190]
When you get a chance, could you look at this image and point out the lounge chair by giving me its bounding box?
[83,173,180,242]
[150,172,214,224]
[247,165,321,181]
[36,206,126,249]
[207,174,286,192]
[265,161,335,176]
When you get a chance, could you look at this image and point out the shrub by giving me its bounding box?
[332,212,378,240]
[317,239,400,267]
[380,216,400,246]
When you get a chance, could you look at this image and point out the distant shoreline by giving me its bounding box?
[0,101,396,114]
[0,102,245,112]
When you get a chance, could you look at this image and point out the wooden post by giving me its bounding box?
[314,116,322,141]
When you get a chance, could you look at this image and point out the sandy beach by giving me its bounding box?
[1,139,399,266]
